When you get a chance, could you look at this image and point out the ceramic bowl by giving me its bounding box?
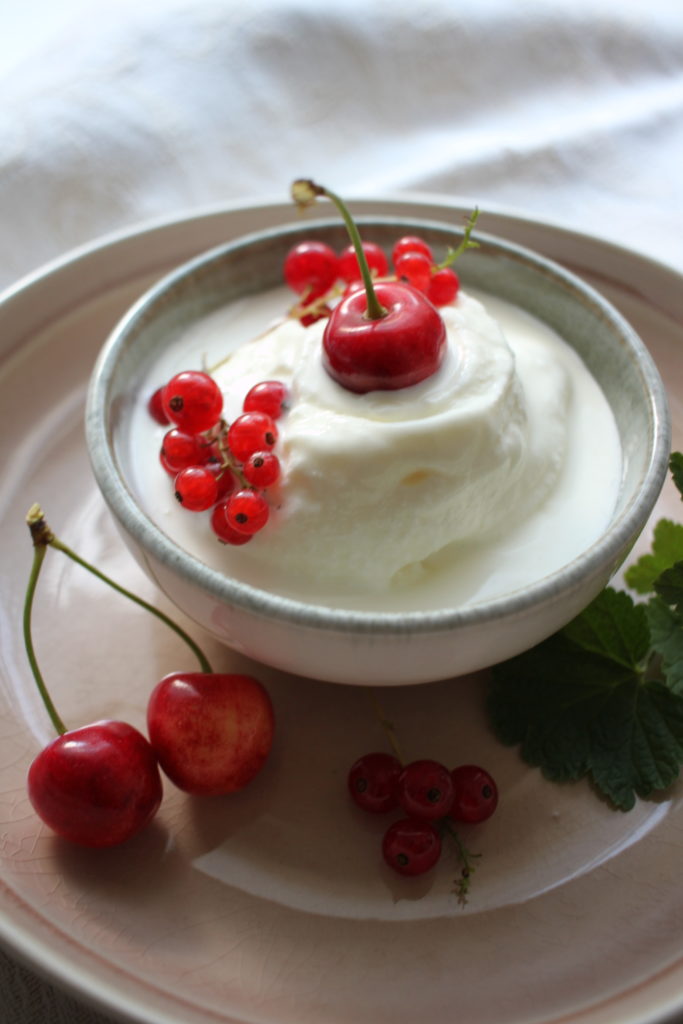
[85,217,670,685]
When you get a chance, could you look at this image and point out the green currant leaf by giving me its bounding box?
[646,596,683,695]
[488,588,683,810]
[669,452,683,499]
[624,519,683,594]
[655,560,683,614]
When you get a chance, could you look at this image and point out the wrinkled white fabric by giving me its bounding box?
[2,1,683,1020]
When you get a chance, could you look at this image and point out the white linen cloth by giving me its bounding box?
[2,1,683,1021]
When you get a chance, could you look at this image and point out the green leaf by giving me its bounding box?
[655,560,683,614]
[669,452,683,499]
[488,587,683,810]
[624,519,683,594]
[646,596,683,695]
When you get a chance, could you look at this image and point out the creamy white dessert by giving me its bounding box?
[127,286,622,612]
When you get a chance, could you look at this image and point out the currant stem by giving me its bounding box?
[368,691,406,765]
[23,541,68,735]
[436,208,480,271]
[291,179,387,321]
[26,505,214,676]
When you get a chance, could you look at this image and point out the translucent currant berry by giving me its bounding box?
[450,765,498,823]
[243,381,288,420]
[392,235,433,265]
[348,752,401,814]
[428,267,460,307]
[242,452,280,489]
[300,305,332,326]
[174,466,219,511]
[162,371,223,434]
[338,242,388,283]
[284,241,339,299]
[398,759,454,821]
[159,428,205,475]
[394,251,433,293]
[227,412,278,464]
[225,490,270,535]
[148,386,170,425]
[210,501,253,545]
[205,460,239,501]
[382,818,442,876]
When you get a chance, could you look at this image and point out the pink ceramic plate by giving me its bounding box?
[1,197,682,1024]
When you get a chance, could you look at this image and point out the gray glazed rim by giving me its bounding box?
[85,215,671,635]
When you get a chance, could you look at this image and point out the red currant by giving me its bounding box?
[284,241,339,299]
[148,386,170,425]
[382,818,442,876]
[242,451,281,488]
[428,267,460,307]
[227,412,278,463]
[243,381,288,420]
[392,235,433,265]
[205,460,239,500]
[394,251,433,293]
[210,502,253,545]
[174,466,219,511]
[162,371,223,434]
[398,759,454,821]
[225,489,270,535]
[159,428,205,475]
[450,765,498,823]
[300,305,331,326]
[348,752,401,814]
[338,242,388,283]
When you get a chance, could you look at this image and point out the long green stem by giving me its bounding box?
[368,691,406,765]
[291,179,387,320]
[23,542,67,735]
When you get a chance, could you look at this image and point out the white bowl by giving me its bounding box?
[85,217,670,685]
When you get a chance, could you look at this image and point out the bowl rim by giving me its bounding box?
[85,216,672,635]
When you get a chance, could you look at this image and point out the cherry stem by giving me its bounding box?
[24,505,214,735]
[291,179,387,321]
[23,542,67,735]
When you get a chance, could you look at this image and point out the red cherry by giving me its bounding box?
[428,267,460,307]
[392,235,434,265]
[450,765,498,823]
[338,242,388,283]
[147,672,274,795]
[398,759,455,821]
[382,818,442,876]
[322,281,446,393]
[284,241,339,298]
[162,371,223,434]
[27,720,162,847]
[348,751,401,813]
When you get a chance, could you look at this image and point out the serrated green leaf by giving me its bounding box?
[655,560,683,613]
[646,596,683,695]
[669,452,683,499]
[488,586,683,810]
[624,519,683,594]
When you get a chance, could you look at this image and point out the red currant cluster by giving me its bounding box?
[148,371,288,546]
[284,233,461,324]
[348,750,497,893]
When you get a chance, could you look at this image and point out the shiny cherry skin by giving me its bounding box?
[147,672,274,795]
[450,764,498,823]
[348,751,401,813]
[322,281,446,393]
[382,817,442,876]
[27,720,162,847]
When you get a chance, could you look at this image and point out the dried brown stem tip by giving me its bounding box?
[26,504,55,548]
[291,179,326,208]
